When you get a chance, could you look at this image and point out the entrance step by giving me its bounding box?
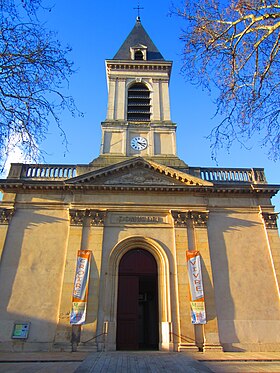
[203,343,224,352]
[78,343,98,352]
[179,343,199,352]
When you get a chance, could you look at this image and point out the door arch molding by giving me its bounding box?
[105,236,172,350]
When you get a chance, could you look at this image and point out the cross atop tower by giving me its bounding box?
[133,2,144,21]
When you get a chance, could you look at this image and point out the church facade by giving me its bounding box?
[0,18,279,353]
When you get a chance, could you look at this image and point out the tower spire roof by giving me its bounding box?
[113,19,165,61]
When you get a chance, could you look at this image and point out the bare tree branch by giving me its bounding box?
[173,0,280,160]
[0,0,80,170]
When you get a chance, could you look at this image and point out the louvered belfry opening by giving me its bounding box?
[127,83,151,122]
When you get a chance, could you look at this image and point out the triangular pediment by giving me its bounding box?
[67,158,213,187]
[131,43,147,49]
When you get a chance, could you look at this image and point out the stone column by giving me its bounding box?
[171,211,198,351]
[261,212,280,293]
[0,208,15,262]
[190,211,223,351]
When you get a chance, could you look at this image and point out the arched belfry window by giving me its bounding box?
[127,83,151,122]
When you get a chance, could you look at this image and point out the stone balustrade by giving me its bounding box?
[7,163,267,184]
[189,167,267,184]
[7,163,77,180]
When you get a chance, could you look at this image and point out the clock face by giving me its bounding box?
[130,136,148,150]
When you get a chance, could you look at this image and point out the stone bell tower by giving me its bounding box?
[91,17,187,169]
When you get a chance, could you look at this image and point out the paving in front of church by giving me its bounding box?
[0,351,280,372]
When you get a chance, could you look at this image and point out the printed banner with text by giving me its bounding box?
[70,250,91,325]
[186,250,206,324]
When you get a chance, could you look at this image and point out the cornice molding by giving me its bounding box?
[106,62,172,74]
[1,182,279,196]
[0,208,15,225]
[159,79,169,84]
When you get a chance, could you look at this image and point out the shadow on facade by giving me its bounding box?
[0,209,99,351]
[208,211,260,351]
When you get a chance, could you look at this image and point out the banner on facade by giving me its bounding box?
[186,250,206,324]
[70,250,91,325]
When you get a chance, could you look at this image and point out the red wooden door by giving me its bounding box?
[116,249,159,350]
[116,275,139,350]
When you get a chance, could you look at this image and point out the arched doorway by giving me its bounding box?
[116,249,159,350]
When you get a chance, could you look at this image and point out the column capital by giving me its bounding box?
[87,210,107,226]
[171,211,188,227]
[69,209,107,226]
[189,211,209,228]
[69,209,85,226]
[261,212,278,229]
[0,208,15,225]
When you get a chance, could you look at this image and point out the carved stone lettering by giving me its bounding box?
[111,215,164,224]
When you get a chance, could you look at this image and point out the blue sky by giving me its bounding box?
[26,0,279,215]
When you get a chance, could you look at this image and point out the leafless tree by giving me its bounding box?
[174,0,280,160]
[0,0,78,169]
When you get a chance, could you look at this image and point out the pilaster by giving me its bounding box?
[54,209,84,350]
[80,210,106,351]
[191,211,223,352]
[171,211,197,351]
[0,208,15,262]
[172,210,222,352]
[261,211,280,293]
[161,79,171,121]
[106,78,116,120]
[54,209,106,352]
[116,78,126,120]
[152,79,161,121]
